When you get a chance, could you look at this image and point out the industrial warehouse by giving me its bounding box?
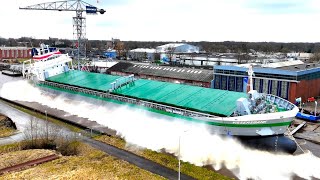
[213,60,320,103]
[105,60,320,104]
[107,62,213,88]
[0,47,31,60]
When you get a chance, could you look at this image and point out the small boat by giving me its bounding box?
[296,109,320,122]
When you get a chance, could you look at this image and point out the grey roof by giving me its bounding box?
[275,63,320,72]
[107,62,213,82]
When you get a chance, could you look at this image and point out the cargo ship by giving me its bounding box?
[22,45,299,152]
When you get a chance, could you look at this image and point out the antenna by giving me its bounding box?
[247,65,254,92]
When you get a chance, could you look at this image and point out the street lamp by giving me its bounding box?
[178,135,181,180]
[178,130,188,180]
[45,110,48,141]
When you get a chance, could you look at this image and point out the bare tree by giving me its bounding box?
[56,132,80,156]
[165,46,176,64]
[309,52,320,63]
[24,117,40,147]
[154,49,160,62]
[24,115,61,149]
[114,41,125,59]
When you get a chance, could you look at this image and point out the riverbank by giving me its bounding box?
[0,98,230,180]
[0,142,165,179]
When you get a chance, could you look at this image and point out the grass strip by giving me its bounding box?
[0,149,56,169]
[0,99,231,179]
[0,143,165,180]
[95,135,232,180]
[0,127,16,138]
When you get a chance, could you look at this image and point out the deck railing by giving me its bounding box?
[40,81,217,118]
[265,94,295,111]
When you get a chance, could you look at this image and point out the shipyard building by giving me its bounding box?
[213,60,320,103]
[0,47,31,60]
[107,62,213,88]
[156,43,199,62]
[156,43,199,53]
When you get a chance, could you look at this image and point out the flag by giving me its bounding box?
[295,97,302,103]
[243,77,248,84]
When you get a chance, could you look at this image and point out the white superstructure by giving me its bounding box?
[23,44,72,81]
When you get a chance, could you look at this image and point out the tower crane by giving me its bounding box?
[19,0,106,70]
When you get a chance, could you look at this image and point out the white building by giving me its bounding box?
[156,43,199,53]
[156,43,199,62]
[287,52,313,61]
[128,48,156,61]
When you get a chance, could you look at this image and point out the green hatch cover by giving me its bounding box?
[46,70,247,116]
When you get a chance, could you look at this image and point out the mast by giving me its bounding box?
[247,65,254,92]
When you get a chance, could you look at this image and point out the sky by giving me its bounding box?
[1,0,320,42]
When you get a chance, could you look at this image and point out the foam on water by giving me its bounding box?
[1,80,320,180]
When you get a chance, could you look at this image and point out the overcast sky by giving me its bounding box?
[1,0,320,42]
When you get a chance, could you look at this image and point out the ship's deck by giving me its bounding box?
[46,70,247,116]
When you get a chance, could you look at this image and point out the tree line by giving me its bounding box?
[1,37,320,54]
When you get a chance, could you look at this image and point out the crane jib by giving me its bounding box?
[86,6,97,14]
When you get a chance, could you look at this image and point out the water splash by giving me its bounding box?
[1,80,320,180]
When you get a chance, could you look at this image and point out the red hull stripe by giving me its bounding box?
[33,51,61,60]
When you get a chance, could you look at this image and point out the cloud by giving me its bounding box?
[1,0,320,42]
[246,0,316,14]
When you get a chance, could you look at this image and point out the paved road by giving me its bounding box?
[0,100,72,145]
[82,137,195,180]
